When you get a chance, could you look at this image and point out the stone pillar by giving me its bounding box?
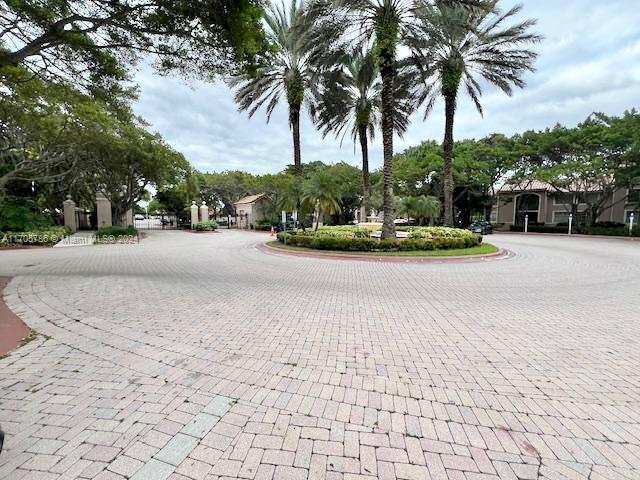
[96,193,112,229]
[200,201,209,223]
[63,195,77,233]
[190,201,199,228]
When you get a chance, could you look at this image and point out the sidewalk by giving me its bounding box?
[53,231,96,247]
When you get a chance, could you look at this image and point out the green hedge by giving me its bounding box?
[510,224,640,236]
[510,225,568,234]
[581,225,639,237]
[277,229,481,252]
[1,226,70,245]
[253,220,274,231]
[406,226,479,240]
[194,221,218,231]
[97,226,138,237]
[314,226,371,238]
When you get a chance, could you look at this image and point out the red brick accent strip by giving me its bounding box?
[0,277,30,356]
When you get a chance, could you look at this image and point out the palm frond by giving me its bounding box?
[411,0,540,117]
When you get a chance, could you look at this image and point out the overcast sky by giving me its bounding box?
[133,0,640,175]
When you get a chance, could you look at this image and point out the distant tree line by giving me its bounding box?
[161,109,638,229]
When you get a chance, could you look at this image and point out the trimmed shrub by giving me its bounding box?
[406,226,478,240]
[315,226,371,238]
[1,226,70,246]
[193,221,218,231]
[510,224,568,234]
[581,225,639,237]
[96,226,138,244]
[97,226,138,237]
[254,218,275,231]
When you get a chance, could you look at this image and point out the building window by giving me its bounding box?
[552,211,571,224]
[628,188,640,205]
[515,194,540,224]
[578,192,601,204]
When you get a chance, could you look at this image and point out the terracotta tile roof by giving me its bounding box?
[499,180,552,193]
[234,193,267,205]
[499,180,605,194]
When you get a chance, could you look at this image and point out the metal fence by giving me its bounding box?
[134,215,177,230]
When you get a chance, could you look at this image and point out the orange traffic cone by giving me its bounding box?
[270,226,275,237]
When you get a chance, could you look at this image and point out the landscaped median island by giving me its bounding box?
[274,225,497,257]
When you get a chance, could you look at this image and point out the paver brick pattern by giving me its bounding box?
[0,231,639,479]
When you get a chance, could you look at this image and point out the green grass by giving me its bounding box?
[266,241,499,257]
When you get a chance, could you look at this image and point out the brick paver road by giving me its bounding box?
[0,231,639,480]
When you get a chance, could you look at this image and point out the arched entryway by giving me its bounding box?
[515,193,540,225]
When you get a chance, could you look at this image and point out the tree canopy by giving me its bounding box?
[0,0,267,89]
[1,63,189,225]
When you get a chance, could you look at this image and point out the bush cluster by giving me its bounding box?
[406,226,478,240]
[194,221,218,231]
[277,226,481,252]
[510,224,568,234]
[581,225,639,237]
[255,218,273,226]
[315,226,371,238]
[0,199,54,232]
[1,226,71,246]
[253,219,275,231]
[97,226,138,237]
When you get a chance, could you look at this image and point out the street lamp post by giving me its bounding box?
[568,213,573,235]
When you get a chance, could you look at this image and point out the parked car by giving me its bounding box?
[468,221,493,235]
[134,214,145,220]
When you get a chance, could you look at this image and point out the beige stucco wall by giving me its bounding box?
[235,203,254,229]
[235,199,272,229]
[495,195,515,224]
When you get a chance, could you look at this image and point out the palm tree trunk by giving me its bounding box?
[380,62,395,239]
[314,200,320,231]
[290,103,302,227]
[290,104,302,179]
[443,93,456,226]
[358,124,371,223]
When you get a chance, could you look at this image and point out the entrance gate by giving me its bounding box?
[134,214,178,230]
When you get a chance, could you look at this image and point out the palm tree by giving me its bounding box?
[314,48,413,223]
[307,0,435,238]
[400,195,441,225]
[230,0,315,182]
[302,169,341,229]
[412,1,540,226]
